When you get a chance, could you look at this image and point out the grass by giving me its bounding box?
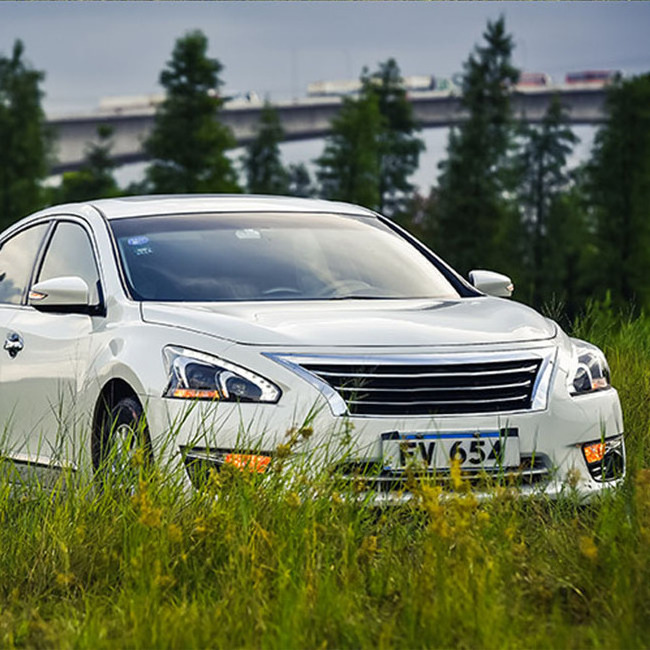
[1,306,650,649]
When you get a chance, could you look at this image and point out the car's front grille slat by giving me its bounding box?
[346,395,529,407]
[335,380,532,393]
[301,358,543,416]
[314,364,539,380]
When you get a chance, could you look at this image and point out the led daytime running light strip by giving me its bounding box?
[165,345,281,402]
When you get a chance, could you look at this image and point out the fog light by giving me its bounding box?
[181,447,273,488]
[582,436,625,482]
[583,442,606,464]
[224,453,271,473]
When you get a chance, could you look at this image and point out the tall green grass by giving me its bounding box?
[1,308,650,649]
[573,301,650,471]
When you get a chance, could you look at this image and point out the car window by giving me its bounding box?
[0,224,49,305]
[36,222,101,304]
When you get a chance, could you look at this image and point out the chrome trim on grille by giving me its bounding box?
[314,365,540,379]
[346,395,530,407]
[342,380,533,393]
[266,353,348,416]
[266,349,557,418]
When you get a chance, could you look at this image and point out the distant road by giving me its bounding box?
[49,86,607,174]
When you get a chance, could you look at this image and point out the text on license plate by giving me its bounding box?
[381,429,520,470]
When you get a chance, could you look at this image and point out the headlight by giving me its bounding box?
[568,341,611,396]
[163,346,281,403]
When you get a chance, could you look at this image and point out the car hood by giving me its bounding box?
[141,298,557,347]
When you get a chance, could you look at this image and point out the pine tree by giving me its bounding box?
[397,188,440,244]
[362,59,424,216]
[588,74,650,310]
[515,98,578,305]
[241,102,288,195]
[543,175,592,318]
[0,40,51,229]
[436,17,519,276]
[316,59,423,215]
[287,163,315,198]
[316,92,382,209]
[57,125,120,202]
[144,30,239,194]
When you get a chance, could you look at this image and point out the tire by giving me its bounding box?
[93,396,153,488]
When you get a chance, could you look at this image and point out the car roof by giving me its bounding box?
[85,195,378,220]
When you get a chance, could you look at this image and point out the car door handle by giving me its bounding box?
[4,332,24,358]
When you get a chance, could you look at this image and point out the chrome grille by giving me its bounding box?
[301,358,543,416]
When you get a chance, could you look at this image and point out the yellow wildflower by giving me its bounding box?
[579,534,598,561]
[286,491,302,508]
[193,516,208,536]
[131,446,145,468]
[55,572,74,587]
[449,456,464,491]
[276,443,292,459]
[154,574,176,589]
[359,535,378,559]
[139,505,162,528]
[207,467,222,492]
[167,523,183,544]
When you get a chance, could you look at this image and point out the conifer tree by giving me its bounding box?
[361,59,424,215]
[144,30,239,194]
[436,17,519,276]
[316,93,382,209]
[542,175,592,318]
[0,40,51,229]
[515,98,578,304]
[588,73,650,310]
[316,59,423,214]
[287,163,315,198]
[57,125,120,202]
[241,102,288,195]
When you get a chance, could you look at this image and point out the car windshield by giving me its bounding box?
[110,212,460,302]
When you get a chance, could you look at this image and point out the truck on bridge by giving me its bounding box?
[307,70,621,98]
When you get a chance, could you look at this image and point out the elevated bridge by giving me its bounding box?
[49,86,607,174]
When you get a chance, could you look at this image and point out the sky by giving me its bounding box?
[2,1,650,192]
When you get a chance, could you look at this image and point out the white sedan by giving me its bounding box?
[0,195,624,499]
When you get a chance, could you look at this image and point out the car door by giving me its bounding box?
[0,218,104,479]
[0,221,51,474]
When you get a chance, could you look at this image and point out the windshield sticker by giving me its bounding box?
[127,236,150,246]
[235,229,261,240]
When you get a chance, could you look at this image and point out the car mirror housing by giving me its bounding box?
[28,276,91,311]
[469,270,514,298]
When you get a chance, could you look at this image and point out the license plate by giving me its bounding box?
[381,429,520,471]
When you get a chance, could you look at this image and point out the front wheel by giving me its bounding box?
[93,396,153,489]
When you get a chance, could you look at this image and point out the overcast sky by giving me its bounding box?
[2,1,649,192]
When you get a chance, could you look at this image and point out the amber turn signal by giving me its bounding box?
[224,453,271,473]
[583,442,606,464]
[172,388,220,399]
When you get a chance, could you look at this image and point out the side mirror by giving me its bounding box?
[469,270,514,298]
[28,276,90,311]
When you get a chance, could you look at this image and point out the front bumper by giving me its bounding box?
[143,373,625,501]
